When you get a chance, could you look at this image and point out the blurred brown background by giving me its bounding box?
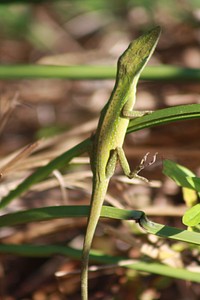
[0,1,200,299]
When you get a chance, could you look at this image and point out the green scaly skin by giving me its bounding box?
[81,26,161,300]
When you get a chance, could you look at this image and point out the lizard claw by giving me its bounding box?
[140,152,158,169]
[129,152,158,182]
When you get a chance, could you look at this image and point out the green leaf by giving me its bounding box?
[183,203,200,226]
[186,176,200,192]
[182,187,198,208]
[0,243,200,283]
[128,104,200,133]
[163,159,196,189]
[0,205,200,245]
[163,160,200,226]
[0,65,199,80]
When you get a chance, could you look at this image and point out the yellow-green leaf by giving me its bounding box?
[182,203,200,226]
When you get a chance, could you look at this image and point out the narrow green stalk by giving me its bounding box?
[0,205,140,227]
[0,243,199,283]
[0,65,199,80]
[0,205,199,246]
[128,104,200,133]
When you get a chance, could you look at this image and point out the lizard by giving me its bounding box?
[81,26,161,300]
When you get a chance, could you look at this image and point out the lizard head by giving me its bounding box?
[117,26,161,82]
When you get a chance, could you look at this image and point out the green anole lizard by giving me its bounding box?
[81,26,161,299]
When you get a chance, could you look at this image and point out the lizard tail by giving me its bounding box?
[81,180,109,300]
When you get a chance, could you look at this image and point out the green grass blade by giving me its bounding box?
[0,205,199,245]
[0,243,199,283]
[128,104,200,133]
[163,159,196,189]
[0,65,199,81]
[139,215,200,245]
[0,205,142,227]
[0,205,89,227]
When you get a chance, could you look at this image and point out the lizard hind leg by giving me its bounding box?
[106,150,118,179]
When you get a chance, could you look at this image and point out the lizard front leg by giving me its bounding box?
[122,100,153,118]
